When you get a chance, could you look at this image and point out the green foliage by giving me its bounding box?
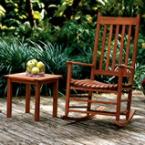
[2,0,21,24]
[98,0,144,16]
[1,18,95,57]
[1,0,145,30]
[0,5,6,18]
[0,38,32,96]
[55,0,73,17]
[0,39,30,73]
[54,20,95,55]
[134,63,145,89]
[137,33,145,64]
[134,33,145,89]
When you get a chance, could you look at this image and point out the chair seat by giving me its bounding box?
[71,79,132,90]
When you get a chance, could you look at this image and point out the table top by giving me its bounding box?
[5,72,62,82]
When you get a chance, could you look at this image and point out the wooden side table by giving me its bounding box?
[5,72,62,121]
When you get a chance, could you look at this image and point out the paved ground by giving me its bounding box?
[0,90,145,145]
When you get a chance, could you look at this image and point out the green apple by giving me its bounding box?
[26,66,31,73]
[26,60,35,69]
[31,59,38,65]
[31,67,40,74]
[36,61,45,72]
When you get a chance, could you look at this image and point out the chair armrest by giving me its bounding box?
[67,61,94,67]
[114,65,134,87]
[114,64,135,80]
[115,64,134,71]
[66,61,93,81]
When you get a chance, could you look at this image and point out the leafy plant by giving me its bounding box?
[137,33,145,64]
[54,20,95,55]
[98,0,144,16]
[134,63,145,89]
[0,39,32,73]
[0,5,6,18]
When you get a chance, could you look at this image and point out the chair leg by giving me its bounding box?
[114,91,125,127]
[126,90,135,121]
[87,92,92,112]
[64,86,70,118]
[126,91,132,120]
[116,91,122,122]
[86,91,96,119]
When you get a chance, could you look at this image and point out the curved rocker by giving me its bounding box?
[114,110,135,127]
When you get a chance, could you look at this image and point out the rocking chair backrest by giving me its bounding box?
[92,13,140,77]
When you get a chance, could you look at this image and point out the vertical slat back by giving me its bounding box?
[112,25,119,70]
[131,18,140,67]
[125,25,132,65]
[92,14,140,75]
[105,25,113,70]
[99,25,107,70]
[92,23,100,67]
[119,25,125,64]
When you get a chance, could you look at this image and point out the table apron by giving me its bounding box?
[9,79,58,85]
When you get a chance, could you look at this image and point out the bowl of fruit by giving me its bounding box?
[26,59,45,77]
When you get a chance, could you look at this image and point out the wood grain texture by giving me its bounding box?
[0,90,145,145]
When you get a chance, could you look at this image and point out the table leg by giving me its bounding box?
[35,82,40,121]
[25,84,31,113]
[7,79,12,118]
[52,80,58,117]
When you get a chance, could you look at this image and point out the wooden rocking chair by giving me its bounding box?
[63,13,140,127]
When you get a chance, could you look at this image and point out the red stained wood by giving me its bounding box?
[5,72,62,121]
[64,13,140,127]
